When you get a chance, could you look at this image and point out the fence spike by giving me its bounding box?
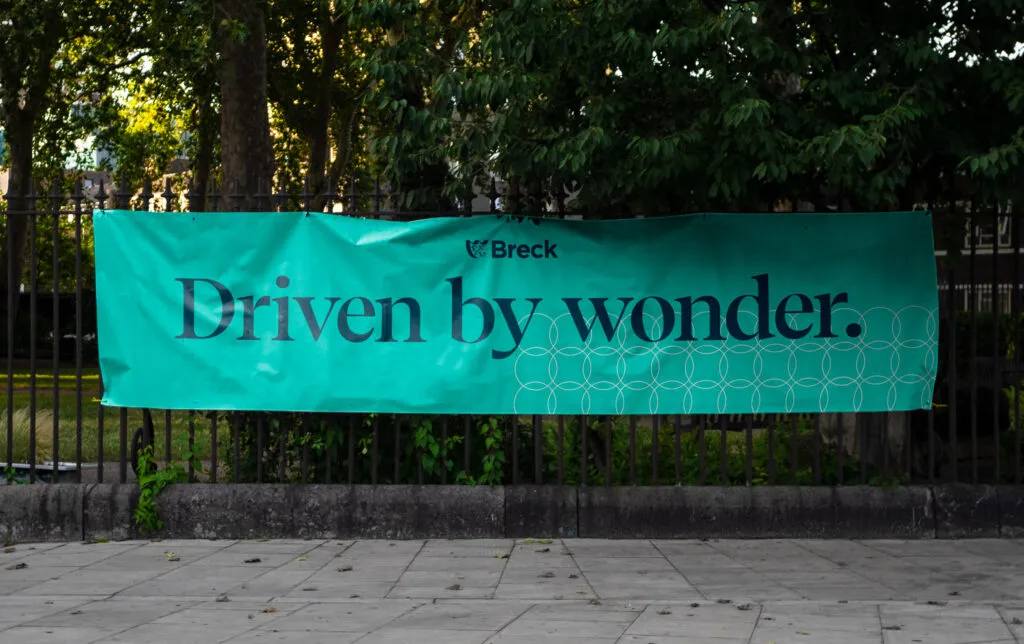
[161,177,176,212]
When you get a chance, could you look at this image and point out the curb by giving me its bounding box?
[0,483,1018,542]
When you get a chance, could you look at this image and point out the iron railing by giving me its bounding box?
[0,179,1019,488]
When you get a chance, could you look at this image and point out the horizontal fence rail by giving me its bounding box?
[0,179,1020,488]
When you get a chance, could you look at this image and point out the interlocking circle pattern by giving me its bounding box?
[510,305,938,414]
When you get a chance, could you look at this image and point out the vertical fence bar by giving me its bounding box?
[534,415,542,484]
[628,416,637,485]
[189,410,197,483]
[580,415,587,486]
[512,414,519,485]
[674,415,682,485]
[813,414,821,485]
[417,420,423,485]
[301,413,310,482]
[4,203,13,472]
[97,378,104,483]
[557,416,565,486]
[28,208,37,482]
[440,416,448,484]
[233,413,241,483]
[969,214,978,484]
[394,415,401,483]
[604,416,612,486]
[118,407,127,483]
[256,415,264,482]
[1015,210,1022,484]
[372,414,379,484]
[992,208,1001,485]
[651,416,659,485]
[210,413,218,483]
[905,404,914,480]
[882,413,890,480]
[837,414,845,485]
[51,200,60,476]
[790,414,798,484]
[164,410,171,463]
[948,250,959,483]
[860,415,868,484]
[348,415,355,484]
[745,415,753,485]
[720,415,728,485]
[278,426,286,482]
[324,416,332,484]
[465,416,473,480]
[767,415,776,485]
[699,415,707,485]
[74,187,83,473]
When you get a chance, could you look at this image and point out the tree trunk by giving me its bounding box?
[0,121,35,330]
[191,96,217,211]
[308,22,340,198]
[217,0,274,210]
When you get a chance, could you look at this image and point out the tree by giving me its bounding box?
[363,0,1023,215]
[216,0,274,209]
[0,0,142,316]
[263,0,378,207]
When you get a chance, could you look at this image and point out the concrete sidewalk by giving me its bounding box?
[1,538,1024,643]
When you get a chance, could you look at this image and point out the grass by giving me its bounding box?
[0,392,212,464]
[0,365,101,392]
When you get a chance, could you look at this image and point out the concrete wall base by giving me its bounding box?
[0,483,1019,542]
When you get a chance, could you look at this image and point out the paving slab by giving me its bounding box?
[2,538,1024,642]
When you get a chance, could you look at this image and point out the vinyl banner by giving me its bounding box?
[93,210,939,414]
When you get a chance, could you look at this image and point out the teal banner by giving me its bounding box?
[93,210,938,415]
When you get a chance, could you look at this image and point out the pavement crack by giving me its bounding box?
[491,538,514,599]
[564,538,600,601]
[384,539,426,599]
[652,539,708,601]
[745,603,764,644]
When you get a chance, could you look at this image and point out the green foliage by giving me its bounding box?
[362,0,1024,212]
[134,444,184,534]
[134,431,203,534]
[209,411,885,487]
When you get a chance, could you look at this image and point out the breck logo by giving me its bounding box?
[464,239,558,259]
[465,240,489,258]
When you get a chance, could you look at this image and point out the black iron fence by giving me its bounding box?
[0,179,1020,489]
